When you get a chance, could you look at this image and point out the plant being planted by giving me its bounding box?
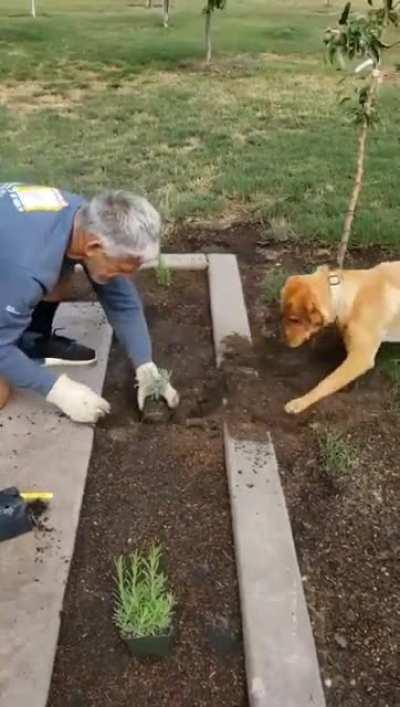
[148,368,173,401]
[114,544,175,658]
[139,367,176,423]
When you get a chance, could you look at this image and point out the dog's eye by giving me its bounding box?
[288,316,300,324]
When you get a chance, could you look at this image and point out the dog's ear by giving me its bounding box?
[281,272,328,329]
[298,283,325,325]
[280,276,303,310]
[306,300,324,326]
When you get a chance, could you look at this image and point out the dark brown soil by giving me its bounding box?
[28,499,48,523]
[49,223,400,707]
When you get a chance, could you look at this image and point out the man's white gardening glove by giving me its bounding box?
[46,374,110,423]
[136,362,179,411]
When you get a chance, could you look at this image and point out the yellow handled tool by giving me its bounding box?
[20,492,54,503]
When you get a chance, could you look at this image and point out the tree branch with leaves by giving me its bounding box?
[324,0,399,267]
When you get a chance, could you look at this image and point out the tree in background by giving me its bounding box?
[146,0,170,28]
[203,0,226,64]
[31,0,36,17]
[163,0,170,28]
[324,0,399,266]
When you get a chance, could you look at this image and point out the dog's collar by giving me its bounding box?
[328,272,342,319]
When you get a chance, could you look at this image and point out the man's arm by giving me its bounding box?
[90,275,152,367]
[0,270,58,395]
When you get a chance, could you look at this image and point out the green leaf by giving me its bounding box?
[358,85,369,104]
[339,2,352,24]
[370,44,381,63]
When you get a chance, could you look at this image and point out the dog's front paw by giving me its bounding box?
[284,397,308,415]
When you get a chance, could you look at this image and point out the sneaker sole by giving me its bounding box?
[42,357,98,367]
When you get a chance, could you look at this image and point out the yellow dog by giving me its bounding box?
[281,262,400,414]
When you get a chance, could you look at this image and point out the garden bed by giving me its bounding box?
[48,226,399,707]
[48,271,246,707]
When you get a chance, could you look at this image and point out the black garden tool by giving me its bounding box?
[0,487,53,542]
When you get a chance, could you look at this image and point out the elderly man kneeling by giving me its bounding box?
[0,184,179,422]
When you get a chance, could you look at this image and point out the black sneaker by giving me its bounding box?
[18,331,97,367]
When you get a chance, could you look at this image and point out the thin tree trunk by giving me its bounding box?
[337,70,382,268]
[146,0,152,7]
[205,10,212,64]
[31,0,36,17]
[163,0,169,28]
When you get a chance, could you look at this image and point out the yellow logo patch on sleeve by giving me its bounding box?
[13,186,68,212]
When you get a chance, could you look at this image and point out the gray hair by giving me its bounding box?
[78,190,161,260]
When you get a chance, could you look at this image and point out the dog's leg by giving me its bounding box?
[285,342,379,414]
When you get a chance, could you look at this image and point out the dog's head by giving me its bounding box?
[280,271,329,348]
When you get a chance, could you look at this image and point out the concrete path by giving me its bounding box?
[141,253,208,271]
[0,303,112,707]
[207,253,325,705]
[208,254,252,366]
[224,427,326,707]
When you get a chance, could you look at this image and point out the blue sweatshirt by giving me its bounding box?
[0,183,152,396]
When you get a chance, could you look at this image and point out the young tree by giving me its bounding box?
[324,0,399,266]
[146,0,169,28]
[163,0,170,28]
[31,0,36,17]
[203,0,226,64]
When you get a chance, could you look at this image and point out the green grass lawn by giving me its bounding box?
[0,0,399,248]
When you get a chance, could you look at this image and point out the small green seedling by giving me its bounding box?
[378,351,400,384]
[266,216,295,243]
[157,254,172,287]
[263,269,289,305]
[318,429,358,476]
[114,544,175,639]
[378,350,400,409]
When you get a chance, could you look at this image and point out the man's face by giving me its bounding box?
[84,246,143,285]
